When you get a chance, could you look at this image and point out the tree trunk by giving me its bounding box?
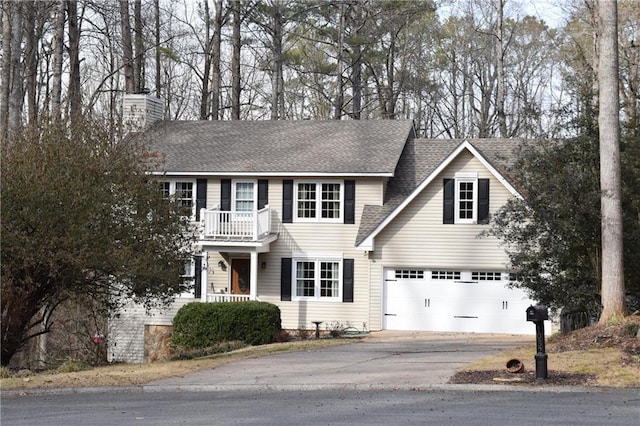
[199,0,212,120]
[210,0,223,120]
[134,0,144,92]
[333,0,346,120]
[154,0,161,97]
[1,0,14,138]
[67,0,82,128]
[271,0,283,120]
[495,0,507,138]
[349,0,362,120]
[231,0,241,120]
[51,0,65,122]
[597,0,625,323]
[24,1,38,125]
[120,0,135,94]
[7,1,24,134]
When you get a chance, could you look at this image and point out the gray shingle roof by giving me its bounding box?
[355,138,524,247]
[141,120,415,175]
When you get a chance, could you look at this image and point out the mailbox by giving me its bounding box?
[526,305,548,322]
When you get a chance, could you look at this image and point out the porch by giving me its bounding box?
[197,206,278,305]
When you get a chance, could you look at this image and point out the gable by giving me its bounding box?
[356,139,523,251]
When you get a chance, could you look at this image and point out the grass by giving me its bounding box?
[455,316,640,388]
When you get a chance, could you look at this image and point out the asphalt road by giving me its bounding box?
[3,388,639,425]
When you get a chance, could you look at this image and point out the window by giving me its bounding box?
[294,181,343,222]
[179,259,195,298]
[457,179,475,222]
[395,270,425,279]
[443,176,489,224]
[233,180,256,212]
[160,180,196,218]
[472,271,503,281]
[293,257,342,300]
[431,271,461,280]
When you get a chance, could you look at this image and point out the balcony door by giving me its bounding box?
[231,258,250,295]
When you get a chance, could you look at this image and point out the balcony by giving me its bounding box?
[200,205,272,241]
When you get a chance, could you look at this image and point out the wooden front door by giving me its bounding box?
[231,258,250,295]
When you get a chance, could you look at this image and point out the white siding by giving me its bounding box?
[372,152,511,268]
[256,179,382,332]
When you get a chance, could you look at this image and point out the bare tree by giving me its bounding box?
[597,0,625,323]
[134,0,144,92]
[495,0,507,138]
[120,0,135,93]
[51,0,66,121]
[210,0,224,120]
[68,0,82,127]
[231,0,242,120]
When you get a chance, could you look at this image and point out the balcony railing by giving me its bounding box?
[200,205,271,241]
[206,293,251,303]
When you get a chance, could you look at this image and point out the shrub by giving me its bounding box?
[171,301,282,350]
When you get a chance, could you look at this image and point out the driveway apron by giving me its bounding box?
[145,332,531,391]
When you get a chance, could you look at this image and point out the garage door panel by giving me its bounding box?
[383,268,537,334]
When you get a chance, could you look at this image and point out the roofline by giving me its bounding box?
[150,171,394,178]
[356,140,523,251]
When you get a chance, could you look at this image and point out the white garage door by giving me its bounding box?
[383,269,536,334]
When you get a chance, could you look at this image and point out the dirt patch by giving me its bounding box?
[449,315,640,387]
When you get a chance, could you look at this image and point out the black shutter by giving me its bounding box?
[344,180,355,224]
[282,180,293,223]
[443,179,455,224]
[478,178,490,223]
[194,256,202,299]
[221,179,231,211]
[342,258,354,303]
[281,258,292,301]
[258,179,268,210]
[195,179,207,221]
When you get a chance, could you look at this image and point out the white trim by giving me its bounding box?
[356,140,523,251]
[160,178,197,220]
[293,180,344,223]
[151,171,394,178]
[232,179,257,212]
[292,257,343,302]
[454,176,478,224]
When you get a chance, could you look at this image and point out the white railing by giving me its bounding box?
[200,205,271,240]
[206,293,251,303]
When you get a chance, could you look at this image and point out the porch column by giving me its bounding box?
[250,251,258,300]
[200,251,208,301]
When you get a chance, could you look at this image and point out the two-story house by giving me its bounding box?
[108,107,538,364]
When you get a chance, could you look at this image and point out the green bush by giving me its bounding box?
[171,301,282,350]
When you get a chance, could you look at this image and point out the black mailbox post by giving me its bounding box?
[526,305,549,380]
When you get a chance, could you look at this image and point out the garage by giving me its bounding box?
[383,268,536,334]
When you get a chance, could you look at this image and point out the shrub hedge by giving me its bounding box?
[171,301,282,349]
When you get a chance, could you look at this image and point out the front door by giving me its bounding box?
[231,258,250,295]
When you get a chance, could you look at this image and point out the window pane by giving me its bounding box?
[160,182,170,198]
[296,261,315,297]
[458,181,473,219]
[320,261,339,297]
[297,183,316,218]
[321,183,341,219]
[175,182,193,207]
[235,182,254,211]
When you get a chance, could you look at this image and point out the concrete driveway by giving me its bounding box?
[145,331,532,391]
